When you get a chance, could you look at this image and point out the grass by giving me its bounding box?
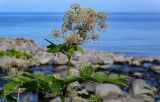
[0,48,30,60]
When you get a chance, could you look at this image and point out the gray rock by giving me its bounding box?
[49,96,88,102]
[103,94,141,102]
[144,58,154,63]
[130,79,155,102]
[53,68,79,79]
[103,99,123,102]
[103,58,114,65]
[84,82,97,92]
[51,54,68,65]
[152,58,160,63]
[77,89,89,96]
[69,96,88,102]
[151,65,160,74]
[103,99,140,102]
[95,84,123,99]
[103,99,122,102]
[91,58,105,65]
[129,60,142,67]
[0,38,68,67]
[93,65,111,71]
[130,79,154,96]
[113,55,128,65]
[71,57,90,68]
[133,58,145,63]
[132,72,143,78]
[55,65,67,73]
[49,97,61,102]
[33,51,53,65]
[68,81,83,91]
[0,57,37,72]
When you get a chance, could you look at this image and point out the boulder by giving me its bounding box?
[71,57,90,68]
[68,81,83,91]
[103,58,114,65]
[90,58,105,65]
[84,82,97,93]
[0,38,68,66]
[49,96,88,102]
[67,96,88,102]
[53,68,79,79]
[104,92,121,100]
[144,58,154,63]
[0,57,37,72]
[113,55,128,65]
[103,94,141,102]
[130,79,155,102]
[103,99,140,102]
[55,65,67,73]
[33,51,53,65]
[129,60,143,67]
[150,65,160,74]
[77,89,89,96]
[132,72,143,78]
[152,58,160,64]
[130,79,154,96]
[51,54,68,65]
[49,97,61,102]
[95,84,123,99]
[92,65,111,71]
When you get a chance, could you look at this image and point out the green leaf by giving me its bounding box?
[21,72,35,79]
[47,44,61,53]
[89,94,101,102]
[75,46,84,54]
[64,75,81,84]
[36,74,56,83]
[93,72,107,83]
[22,81,39,92]
[17,75,33,82]
[49,80,63,96]
[106,75,128,87]
[80,66,94,77]
[68,47,75,57]
[93,72,128,87]
[45,39,63,53]
[2,76,19,83]
[2,82,19,96]
[77,47,84,54]
[6,95,17,102]
[45,39,54,45]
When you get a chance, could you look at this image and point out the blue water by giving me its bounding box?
[0,13,160,57]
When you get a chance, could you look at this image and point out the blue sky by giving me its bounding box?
[0,0,160,13]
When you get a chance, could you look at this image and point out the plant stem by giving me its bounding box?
[62,55,71,102]
[67,56,71,77]
[61,96,65,102]
[61,85,67,102]
[17,88,20,102]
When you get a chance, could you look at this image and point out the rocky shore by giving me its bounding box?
[0,38,160,102]
[0,38,160,73]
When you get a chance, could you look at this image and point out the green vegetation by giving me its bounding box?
[0,3,128,102]
[0,67,128,102]
[0,48,30,60]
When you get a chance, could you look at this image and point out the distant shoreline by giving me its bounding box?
[0,12,160,14]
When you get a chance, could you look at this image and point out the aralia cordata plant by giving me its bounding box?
[0,3,128,102]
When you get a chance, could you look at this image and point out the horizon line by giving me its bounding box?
[0,12,160,14]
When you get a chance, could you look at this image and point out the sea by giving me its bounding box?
[0,12,160,57]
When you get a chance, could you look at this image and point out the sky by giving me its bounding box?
[0,0,160,13]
